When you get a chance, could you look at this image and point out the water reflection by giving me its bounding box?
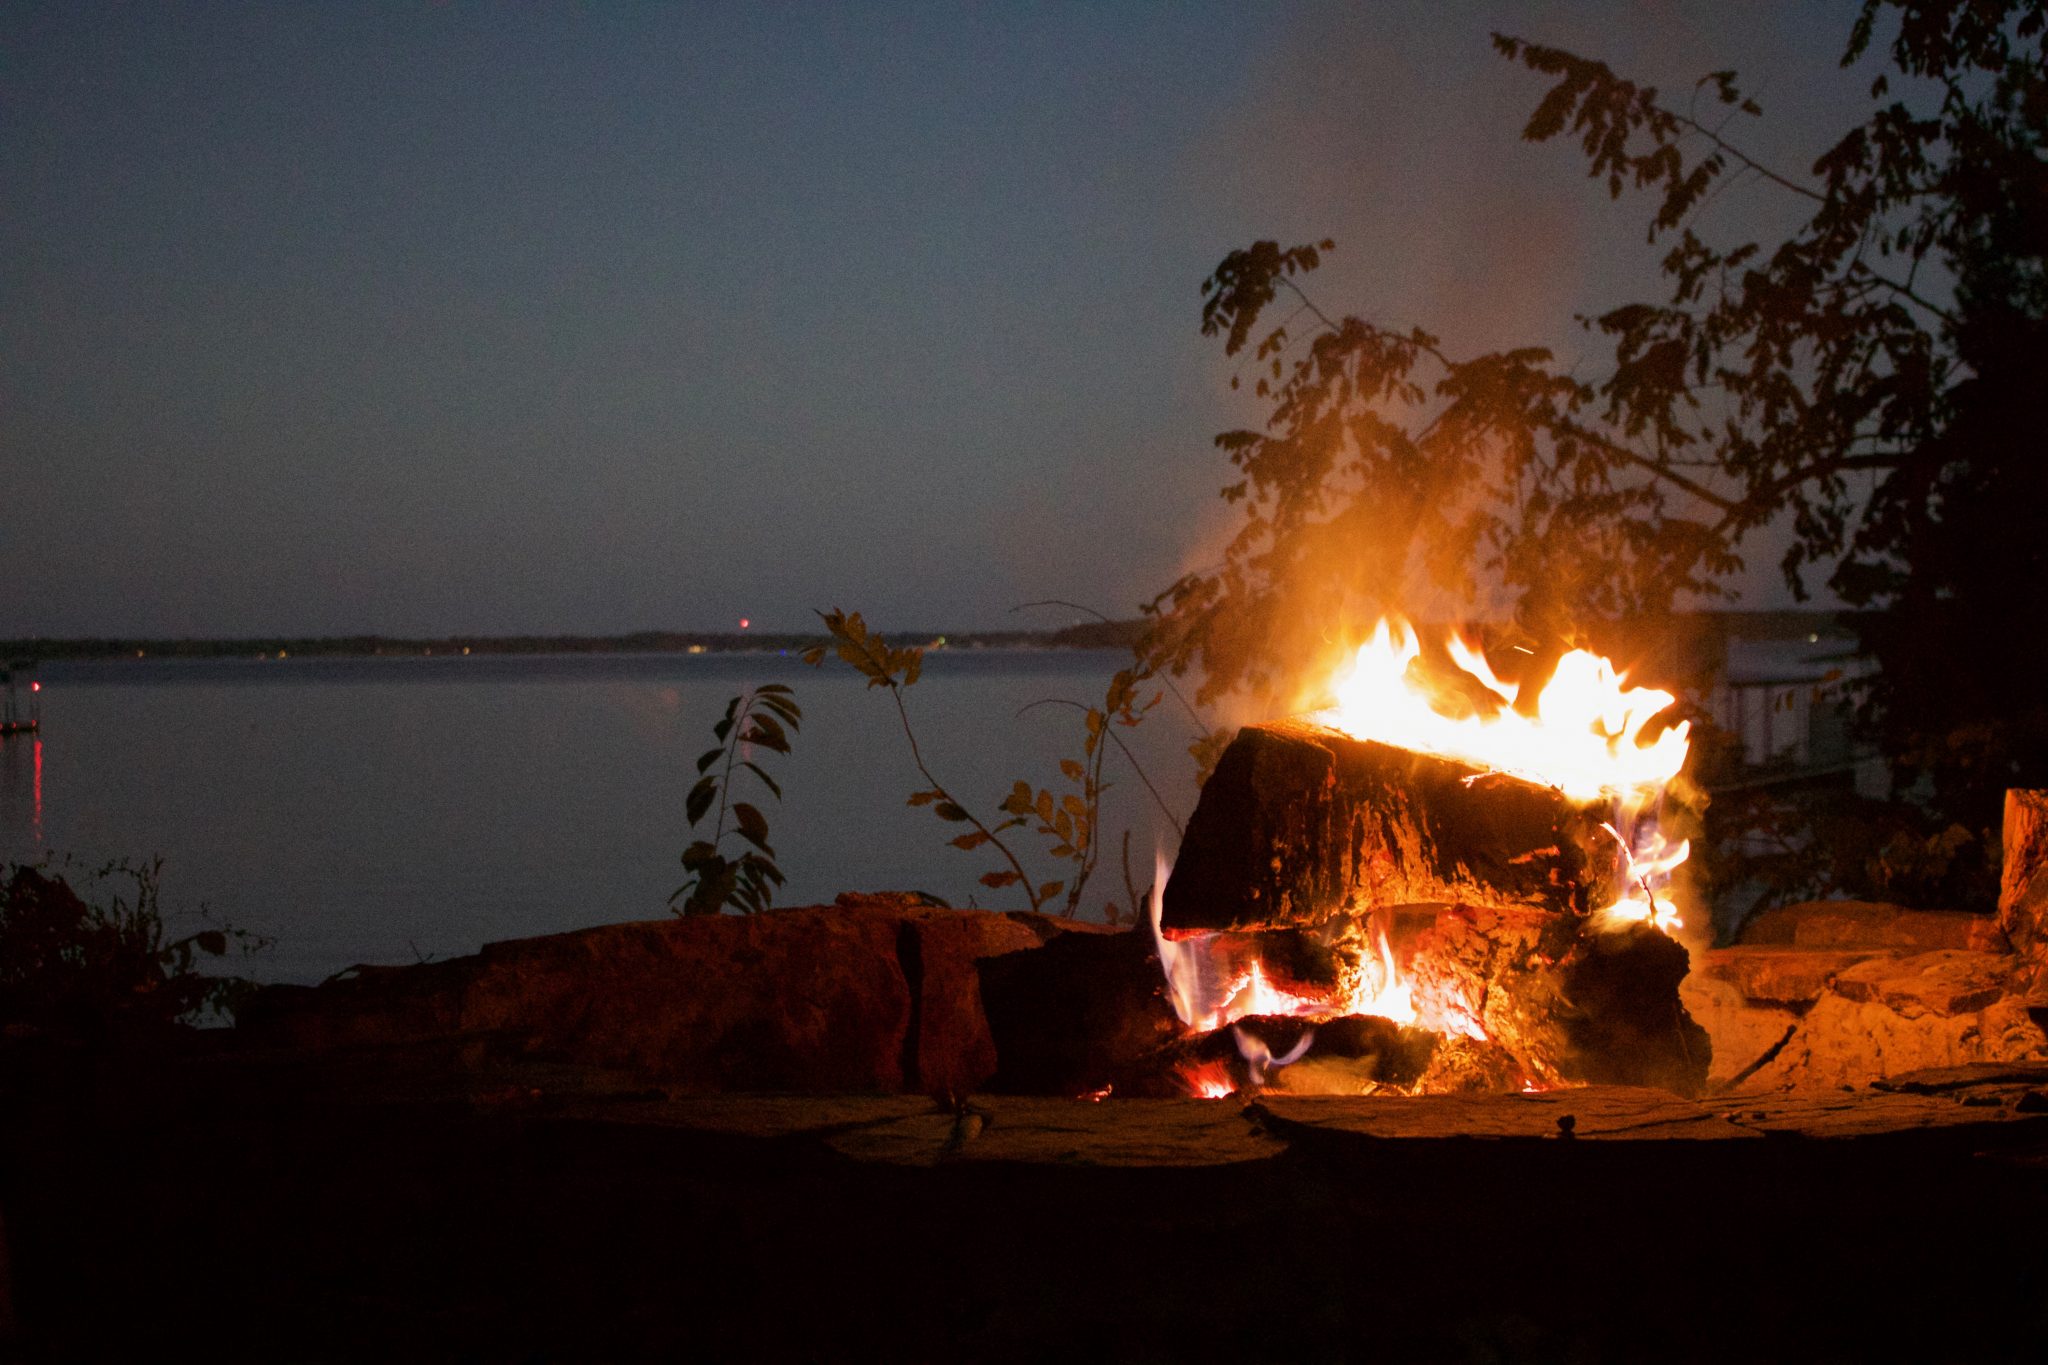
[0,737,41,849]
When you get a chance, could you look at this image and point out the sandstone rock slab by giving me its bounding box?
[1739,900,2006,952]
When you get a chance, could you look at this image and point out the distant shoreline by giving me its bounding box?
[0,608,1855,664]
[0,619,1146,663]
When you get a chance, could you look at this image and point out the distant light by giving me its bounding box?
[462,646,471,655]
[738,618,751,630]
[1808,633,1819,643]
[30,682,39,693]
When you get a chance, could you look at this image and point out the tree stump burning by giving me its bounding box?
[1150,621,1710,1098]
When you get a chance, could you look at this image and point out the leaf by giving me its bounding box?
[733,802,772,853]
[686,774,718,827]
[1055,810,1073,843]
[1061,793,1087,820]
[712,717,732,741]
[950,831,991,851]
[1035,790,1055,824]
[756,683,793,696]
[195,930,228,956]
[800,646,827,667]
[1059,758,1086,782]
[933,801,970,822]
[695,746,724,775]
[744,712,790,754]
[741,761,781,800]
[907,789,939,807]
[684,858,737,915]
[1038,881,1064,902]
[680,839,719,870]
[979,871,1022,889]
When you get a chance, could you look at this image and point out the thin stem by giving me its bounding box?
[1017,697,1186,839]
[713,692,749,854]
[1119,828,1141,928]
[1013,598,1211,739]
[888,682,1039,909]
[1659,106,1956,324]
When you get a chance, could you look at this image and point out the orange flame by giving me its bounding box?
[1320,618,1688,804]
[1321,617,1692,935]
[1177,1058,1237,1100]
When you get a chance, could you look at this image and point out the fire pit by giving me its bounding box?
[1151,619,1709,1096]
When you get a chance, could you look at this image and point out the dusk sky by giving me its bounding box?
[4,1,1873,639]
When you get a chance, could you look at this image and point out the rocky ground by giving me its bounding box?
[6,880,2048,1361]
[5,1028,2047,1361]
[1683,900,2048,1089]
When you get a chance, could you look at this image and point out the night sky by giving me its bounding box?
[4,1,1870,639]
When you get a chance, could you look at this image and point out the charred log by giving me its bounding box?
[1558,923,1711,1095]
[976,927,1185,1097]
[1162,718,1624,938]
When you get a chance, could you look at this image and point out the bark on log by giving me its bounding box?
[1161,719,1623,938]
[2001,789,2048,987]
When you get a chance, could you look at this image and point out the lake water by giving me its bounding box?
[0,636,1850,985]
[0,650,1202,984]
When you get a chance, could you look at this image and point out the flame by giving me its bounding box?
[1177,1058,1237,1099]
[1319,618,1688,804]
[1232,1024,1315,1089]
[1151,855,1486,1038]
[1591,828,1690,934]
[1320,617,1693,937]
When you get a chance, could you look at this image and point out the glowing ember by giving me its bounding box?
[1177,1058,1237,1099]
[1150,855,1486,1039]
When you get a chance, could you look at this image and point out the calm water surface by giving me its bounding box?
[0,651,1200,983]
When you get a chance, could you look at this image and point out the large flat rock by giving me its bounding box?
[1832,949,2012,1016]
[1697,945,1890,1004]
[239,896,1101,1095]
[1739,900,2007,952]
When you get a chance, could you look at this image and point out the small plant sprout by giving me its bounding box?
[673,684,801,916]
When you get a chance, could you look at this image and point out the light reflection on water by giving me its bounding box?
[0,651,1200,983]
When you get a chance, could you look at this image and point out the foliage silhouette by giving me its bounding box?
[1141,0,2048,906]
[0,855,264,1040]
[672,685,801,916]
[806,607,1180,919]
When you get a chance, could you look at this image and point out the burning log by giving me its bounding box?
[2002,789,2048,991]
[1161,718,1625,939]
[1151,711,1709,1096]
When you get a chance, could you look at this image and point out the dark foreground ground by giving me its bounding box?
[5,1036,2047,1364]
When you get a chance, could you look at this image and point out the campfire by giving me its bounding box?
[1151,618,1709,1097]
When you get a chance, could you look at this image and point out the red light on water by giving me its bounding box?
[738,618,751,630]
